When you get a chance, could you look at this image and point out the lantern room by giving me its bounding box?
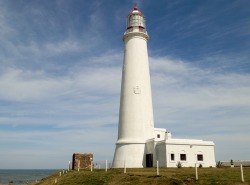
[125,6,146,34]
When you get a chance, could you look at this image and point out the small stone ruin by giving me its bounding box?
[72,153,93,170]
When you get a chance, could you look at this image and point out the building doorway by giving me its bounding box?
[146,154,153,167]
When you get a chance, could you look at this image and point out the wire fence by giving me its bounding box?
[92,160,112,169]
[60,160,247,183]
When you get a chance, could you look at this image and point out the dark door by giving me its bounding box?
[146,154,153,167]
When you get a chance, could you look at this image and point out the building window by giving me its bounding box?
[180,154,186,161]
[197,154,203,161]
[157,134,160,138]
[171,153,175,161]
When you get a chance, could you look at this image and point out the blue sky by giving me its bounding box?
[0,0,250,169]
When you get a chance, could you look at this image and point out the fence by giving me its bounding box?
[219,160,250,167]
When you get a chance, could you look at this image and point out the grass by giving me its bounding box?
[28,167,250,185]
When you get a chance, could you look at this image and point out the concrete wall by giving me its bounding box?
[112,143,146,168]
[117,32,154,143]
[155,141,216,168]
[154,128,166,141]
[154,142,166,167]
[220,160,250,167]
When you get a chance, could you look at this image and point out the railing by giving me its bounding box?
[125,26,146,34]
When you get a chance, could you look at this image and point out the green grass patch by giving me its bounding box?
[28,167,250,185]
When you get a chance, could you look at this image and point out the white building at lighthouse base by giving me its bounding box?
[145,128,216,168]
[113,128,216,168]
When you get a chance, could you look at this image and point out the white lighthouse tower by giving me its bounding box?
[112,6,154,168]
[112,6,216,169]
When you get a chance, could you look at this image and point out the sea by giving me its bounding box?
[0,169,58,185]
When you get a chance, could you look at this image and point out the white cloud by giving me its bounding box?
[150,57,250,150]
[1,52,250,168]
[0,68,66,101]
[0,127,116,168]
[150,56,250,109]
[45,40,84,54]
[0,51,122,102]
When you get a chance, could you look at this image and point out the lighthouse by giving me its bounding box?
[112,6,155,168]
[112,6,216,169]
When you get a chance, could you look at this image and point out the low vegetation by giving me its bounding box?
[29,167,250,185]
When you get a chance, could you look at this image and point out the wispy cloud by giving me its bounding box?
[150,57,250,154]
[1,53,249,166]
[0,0,250,168]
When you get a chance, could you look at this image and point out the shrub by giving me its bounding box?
[216,161,222,168]
[176,161,182,168]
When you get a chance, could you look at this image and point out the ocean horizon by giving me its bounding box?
[0,169,58,185]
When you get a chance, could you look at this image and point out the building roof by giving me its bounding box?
[158,138,215,146]
[128,6,144,17]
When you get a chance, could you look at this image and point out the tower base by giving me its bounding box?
[112,143,146,168]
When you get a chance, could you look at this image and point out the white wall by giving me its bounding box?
[154,142,166,167]
[154,128,166,141]
[155,141,216,168]
[112,143,146,168]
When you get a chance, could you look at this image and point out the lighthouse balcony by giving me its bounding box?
[125,26,147,34]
